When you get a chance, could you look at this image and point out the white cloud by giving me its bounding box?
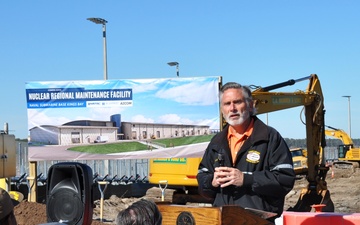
[27,107,127,130]
[158,114,182,124]
[131,115,155,123]
[27,109,69,129]
[126,80,160,93]
[155,82,219,106]
[88,107,126,120]
[194,117,220,130]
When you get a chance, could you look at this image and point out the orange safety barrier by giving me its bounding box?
[283,212,360,225]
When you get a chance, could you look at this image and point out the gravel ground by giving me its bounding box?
[14,166,360,225]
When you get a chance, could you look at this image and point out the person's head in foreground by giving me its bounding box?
[116,199,162,225]
[0,187,18,225]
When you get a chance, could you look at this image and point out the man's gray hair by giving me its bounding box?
[220,82,257,115]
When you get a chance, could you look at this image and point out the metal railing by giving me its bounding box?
[15,141,149,184]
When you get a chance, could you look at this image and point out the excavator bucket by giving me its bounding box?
[288,189,334,212]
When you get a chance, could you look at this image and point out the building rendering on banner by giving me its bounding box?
[29,114,210,145]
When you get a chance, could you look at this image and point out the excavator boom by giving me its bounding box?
[252,74,334,212]
[325,125,354,146]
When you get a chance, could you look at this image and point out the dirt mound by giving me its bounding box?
[13,168,360,225]
[14,201,47,225]
[284,167,360,212]
[13,193,163,225]
[14,201,108,225]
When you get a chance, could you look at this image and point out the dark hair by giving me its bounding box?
[116,199,162,225]
[0,211,17,225]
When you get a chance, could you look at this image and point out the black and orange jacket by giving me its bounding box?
[197,116,296,217]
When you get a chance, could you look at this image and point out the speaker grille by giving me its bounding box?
[47,187,83,224]
[46,162,93,225]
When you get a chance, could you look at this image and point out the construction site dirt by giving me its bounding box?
[14,166,360,225]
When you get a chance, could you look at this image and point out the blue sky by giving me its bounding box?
[1,1,359,139]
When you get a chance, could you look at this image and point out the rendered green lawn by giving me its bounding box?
[68,135,214,154]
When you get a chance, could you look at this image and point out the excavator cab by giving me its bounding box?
[338,145,350,158]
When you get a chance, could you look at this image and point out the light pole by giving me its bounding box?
[87,17,108,80]
[342,95,351,137]
[167,62,179,77]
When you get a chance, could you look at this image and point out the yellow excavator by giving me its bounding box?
[252,74,333,212]
[325,125,360,169]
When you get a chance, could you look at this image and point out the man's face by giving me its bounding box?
[221,88,252,127]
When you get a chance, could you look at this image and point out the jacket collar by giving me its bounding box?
[220,116,269,147]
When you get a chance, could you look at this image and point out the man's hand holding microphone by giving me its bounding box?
[212,153,244,188]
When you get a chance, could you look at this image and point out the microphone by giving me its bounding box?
[218,153,224,167]
[217,153,224,194]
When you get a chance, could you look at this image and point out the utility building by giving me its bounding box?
[121,122,210,140]
[29,114,210,145]
[29,124,117,145]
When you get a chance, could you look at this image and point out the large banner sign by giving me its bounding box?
[25,77,221,161]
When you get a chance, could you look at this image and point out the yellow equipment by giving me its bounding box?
[290,148,308,175]
[253,74,333,212]
[149,74,334,212]
[325,125,360,169]
[0,132,16,190]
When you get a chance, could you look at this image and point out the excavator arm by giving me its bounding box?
[325,125,354,146]
[251,74,334,212]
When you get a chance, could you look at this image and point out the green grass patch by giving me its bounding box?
[68,142,149,154]
[151,134,214,147]
[68,134,215,154]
